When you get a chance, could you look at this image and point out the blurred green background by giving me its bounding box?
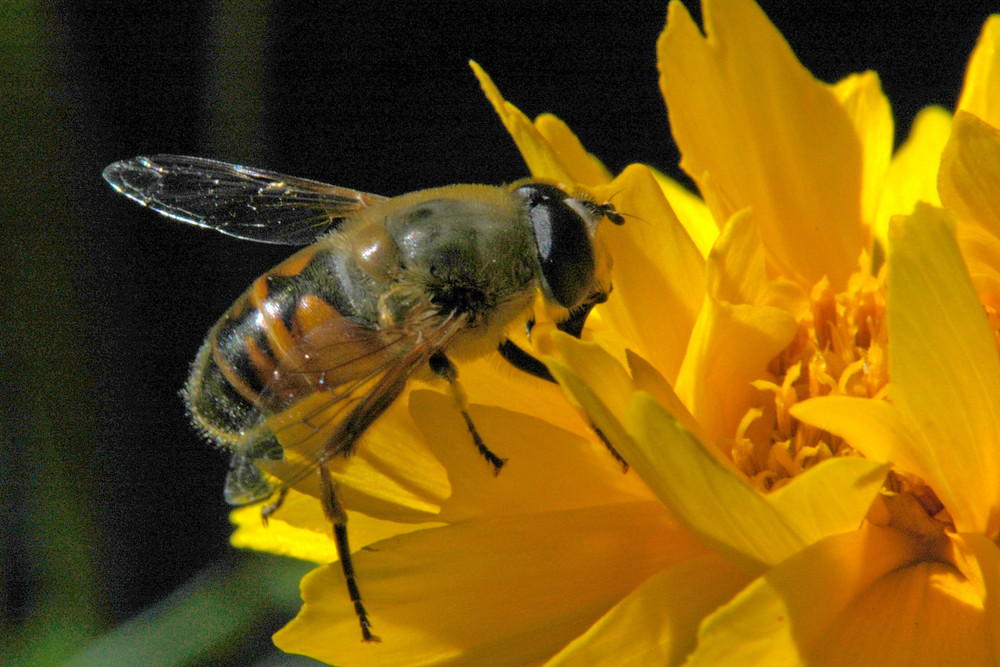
[1,1,994,664]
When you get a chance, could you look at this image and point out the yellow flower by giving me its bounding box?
[234,0,1000,664]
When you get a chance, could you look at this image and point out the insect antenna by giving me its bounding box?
[599,187,660,229]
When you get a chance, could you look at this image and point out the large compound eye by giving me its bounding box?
[516,184,596,309]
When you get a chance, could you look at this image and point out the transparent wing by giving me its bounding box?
[103,154,388,245]
[227,310,466,505]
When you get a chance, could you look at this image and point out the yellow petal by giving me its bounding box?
[957,221,1000,311]
[766,458,889,543]
[458,354,586,439]
[813,556,995,665]
[674,296,796,443]
[888,204,1000,536]
[408,390,650,523]
[704,206,810,316]
[264,395,449,521]
[658,0,864,288]
[706,208,766,305]
[546,333,707,445]
[230,492,337,563]
[626,348,707,444]
[940,111,1000,238]
[957,15,1000,129]
[624,392,806,573]
[546,554,749,666]
[625,393,887,572]
[276,502,699,666]
[543,332,704,440]
[689,525,917,665]
[471,61,572,183]
[535,113,613,186]
[874,105,951,242]
[230,488,440,564]
[791,396,926,479]
[589,164,705,382]
[831,71,894,227]
[548,333,635,429]
[648,166,719,257]
[949,532,1000,665]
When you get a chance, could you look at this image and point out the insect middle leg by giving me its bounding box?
[428,351,506,473]
[318,463,380,642]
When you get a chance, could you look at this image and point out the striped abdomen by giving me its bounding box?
[183,240,395,458]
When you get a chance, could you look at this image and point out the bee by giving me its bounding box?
[103,154,623,641]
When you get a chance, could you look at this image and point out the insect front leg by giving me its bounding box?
[497,339,554,382]
[318,464,380,643]
[496,308,629,472]
[495,297,603,382]
[554,299,597,338]
[428,351,506,473]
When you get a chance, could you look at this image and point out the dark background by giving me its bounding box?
[2,1,995,664]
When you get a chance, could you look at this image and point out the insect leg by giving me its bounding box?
[556,295,607,338]
[260,486,289,525]
[555,302,593,338]
[497,318,629,471]
[592,425,629,473]
[428,351,506,473]
[318,464,380,643]
[497,339,554,382]
[496,296,606,380]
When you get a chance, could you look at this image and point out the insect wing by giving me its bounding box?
[103,154,387,245]
[233,307,465,505]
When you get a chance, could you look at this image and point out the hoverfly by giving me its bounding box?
[103,154,623,641]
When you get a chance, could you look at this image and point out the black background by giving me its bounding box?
[2,0,995,663]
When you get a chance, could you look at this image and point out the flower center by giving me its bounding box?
[729,270,885,490]
[729,262,948,532]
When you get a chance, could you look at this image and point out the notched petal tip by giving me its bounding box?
[658,0,866,289]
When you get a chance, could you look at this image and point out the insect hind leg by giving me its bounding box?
[318,464,380,642]
[260,486,289,525]
[429,351,506,473]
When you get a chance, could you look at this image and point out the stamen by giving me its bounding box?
[733,259,949,529]
[737,265,884,489]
